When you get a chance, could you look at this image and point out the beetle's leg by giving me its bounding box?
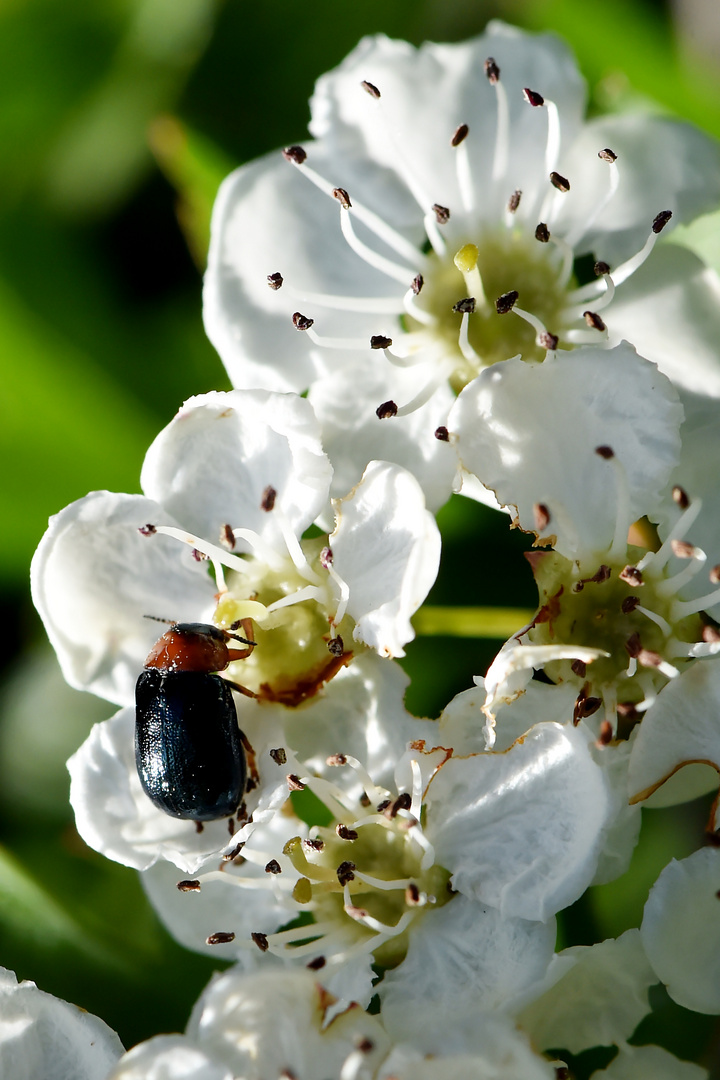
[227,617,256,660]
[238,729,259,787]
[224,679,257,699]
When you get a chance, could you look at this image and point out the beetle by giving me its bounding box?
[135,621,255,821]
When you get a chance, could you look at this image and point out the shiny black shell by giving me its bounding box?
[135,669,246,821]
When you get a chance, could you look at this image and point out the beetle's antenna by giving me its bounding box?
[143,615,177,625]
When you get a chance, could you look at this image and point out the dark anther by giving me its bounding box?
[594,260,611,277]
[584,310,606,332]
[534,503,551,531]
[538,331,559,350]
[592,565,612,583]
[435,426,450,442]
[195,820,204,834]
[405,883,421,905]
[496,289,519,314]
[337,824,359,841]
[376,798,391,813]
[617,702,642,722]
[535,222,550,243]
[376,400,398,419]
[359,793,371,807]
[251,931,269,951]
[411,273,424,294]
[508,189,522,212]
[451,123,469,146]
[370,334,393,349]
[287,774,306,791]
[191,548,208,562]
[326,753,347,767]
[671,539,696,559]
[261,485,277,512]
[228,817,235,836]
[550,171,570,193]
[622,596,640,614]
[138,523,157,536]
[306,956,326,970]
[453,297,476,314]
[702,623,720,644]
[484,57,500,83]
[361,79,381,99]
[652,210,672,234]
[292,311,314,331]
[598,148,617,163]
[207,931,235,945]
[638,647,664,668]
[576,695,602,719]
[269,748,287,766]
[327,636,345,657]
[337,860,356,885]
[672,485,690,509]
[523,87,544,107]
[177,879,201,892]
[267,272,283,290]
[595,445,614,459]
[432,203,451,224]
[223,841,245,862]
[304,838,324,851]
[265,859,282,874]
[320,547,333,570]
[219,523,235,549]
[624,631,642,658]
[356,1038,375,1055]
[282,145,307,165]
[555,1068,570,1080]
[620,565,644,587]
[571,659,587,677]
[598,720,614,746]
[332,187,352,209]
[710,566,720,585]
[390,792,412,817]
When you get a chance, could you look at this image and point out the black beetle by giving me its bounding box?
[135,621,255,821]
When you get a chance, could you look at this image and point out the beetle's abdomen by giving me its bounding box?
[135,670,246,821]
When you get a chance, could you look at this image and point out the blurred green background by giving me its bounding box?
[0,0,719,1072]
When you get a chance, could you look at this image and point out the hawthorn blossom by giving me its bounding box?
[204,22,720,508]
[0,967,123,1080]
[138,710,620,1010]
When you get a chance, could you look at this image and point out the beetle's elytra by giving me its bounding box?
[134,622,254,822]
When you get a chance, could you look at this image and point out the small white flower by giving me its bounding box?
[0,966,123,1080]
[204,23,720,508]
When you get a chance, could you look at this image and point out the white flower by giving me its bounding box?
[204,23,720,509]
[137,712,620,1010]
[0,966,123,1080]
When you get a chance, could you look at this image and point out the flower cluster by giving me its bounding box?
[18,18,720,1080]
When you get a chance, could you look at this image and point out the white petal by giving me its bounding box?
[379,895,555,1040]
[628,660,720,804]
[309,26,586,222]
[557,113,720,264]
[518,930,654,1054]
[68,709,235,872]
[282,652,436,793]
[107,1036,230,1080]
[140,390,332,545]
[0,967,123,1080]
[31,491,213,706]
[610,246,720,397]
[308,364,457,513]
[427,722,614,921]
[591,739,642,886]
[448,345,683,559]
[330,462,440,657]
[592,1044,708,1080]
[379,1032,555,1080]
[641,847,720,1013]
[187,968,390,1078]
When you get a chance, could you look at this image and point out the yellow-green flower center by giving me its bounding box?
[214,537,358,706]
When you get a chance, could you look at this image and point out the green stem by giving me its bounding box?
[412,605,534,639]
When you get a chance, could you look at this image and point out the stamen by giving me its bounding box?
[151,524,257,576]
[352,870,413,891]
[286,154,425,266]
[564,152,619,249]
[305,326,384,351]
[401,285,436,327]
[595,448,632,561]
[395,369,449,416]
[409,759,423,821]
[265,584,324,613]
[297,776,355,824]
[327,754,388,807]
[672,586,720,620]
[567,270,615,311]
[453,244,489,310]
[656,545,707,597]
[458,311,481,364]
[639,498,703,574]
[282,285,405,315]
[607,211,672,287]
[487,63,509,189]
[423,211,447,257]
[635,604,672,636]
[452,123,474,213]
[512,304,556,349]
[196,869,296,893]
[339,209,418,287]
